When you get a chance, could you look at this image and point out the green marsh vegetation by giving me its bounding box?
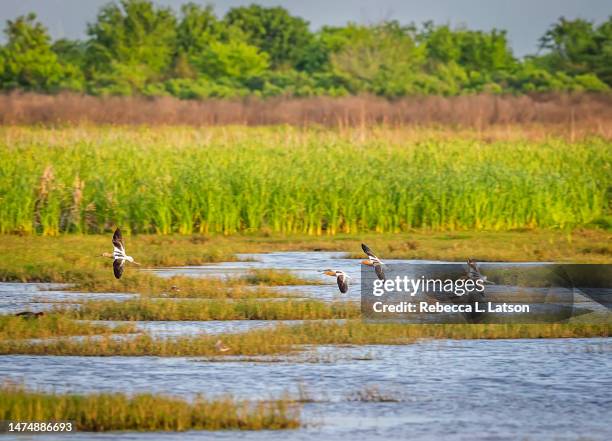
[0,384,301,431]
[0,126,609,346]
[0,126,610,236]
[0,314,135,340]
[0,321,608,357]
[240,269,322,286]
[65,299,359,321]
[0,228,609,292]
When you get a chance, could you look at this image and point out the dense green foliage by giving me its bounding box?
[0,127,609,235]
[0,1,610,97]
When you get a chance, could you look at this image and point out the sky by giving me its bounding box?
[0,0,610,57]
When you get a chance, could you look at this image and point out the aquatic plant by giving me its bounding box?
[65,299,360,321]
[0,314,134,340]
[239,269,322,286]
[0,321,608,357]
[0,384,300,431]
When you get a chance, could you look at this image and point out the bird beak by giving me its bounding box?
[133,262,141,266]
[323,270,335,277]
[361,259,373,266]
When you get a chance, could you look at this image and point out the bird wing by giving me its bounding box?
[112,228,125,254]
[361,243,377,258]
[374,264,385,281]
[113,259,125,279]
[361,243,381,264]
[337,273,349,293]
[467,261,482,280]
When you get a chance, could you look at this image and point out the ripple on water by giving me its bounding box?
[1,253,610,440]
[1,338,611,441]
[90,319,310,338]
[0,282,137,314]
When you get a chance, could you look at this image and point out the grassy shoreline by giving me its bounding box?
[0,230,610,286]
[0,384,300,431]
[65,299,359,321]
[0,321,608,357]
[0,314,135,340]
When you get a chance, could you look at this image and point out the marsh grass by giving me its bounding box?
[1,230,611,287]
[65,299,359,321]
[0,384,300,431]
[0,126,609,235]
[0,314,135,340]
[76,274,289,299]
[0,321,608,357]
[239,269,322,286]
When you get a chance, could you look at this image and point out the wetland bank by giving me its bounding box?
[0,125,610,438]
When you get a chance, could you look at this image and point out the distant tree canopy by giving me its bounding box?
[0,0,610,98]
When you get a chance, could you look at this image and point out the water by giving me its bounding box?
[149,251,466,301]
[1,252,610,439]
[148,252,609,319]
[147,251,363,301]
[0,282,136,314]
[148,252,458,301]
[1,338,610,440]
[91,320,310,338]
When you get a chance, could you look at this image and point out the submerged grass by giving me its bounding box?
[0,314,135,340]
[66,299,359,321]
[0,384,300,431]
[0,321,608,357]
[0,126,609,235]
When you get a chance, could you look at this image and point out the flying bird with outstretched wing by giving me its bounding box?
[323,269,350,294]
[361,243,386,280]
[100,228,140,279]
[466,258,494,285]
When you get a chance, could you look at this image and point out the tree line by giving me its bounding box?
[0,0,610,98]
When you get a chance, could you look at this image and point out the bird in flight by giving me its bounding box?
[323,269,350,294]
[361,243,386,280]
[466,258,494,285]
[101,228,140,279]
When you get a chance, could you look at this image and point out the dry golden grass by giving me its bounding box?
[1,93,611,140]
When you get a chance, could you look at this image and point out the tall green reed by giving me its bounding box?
[0,127,609,235]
